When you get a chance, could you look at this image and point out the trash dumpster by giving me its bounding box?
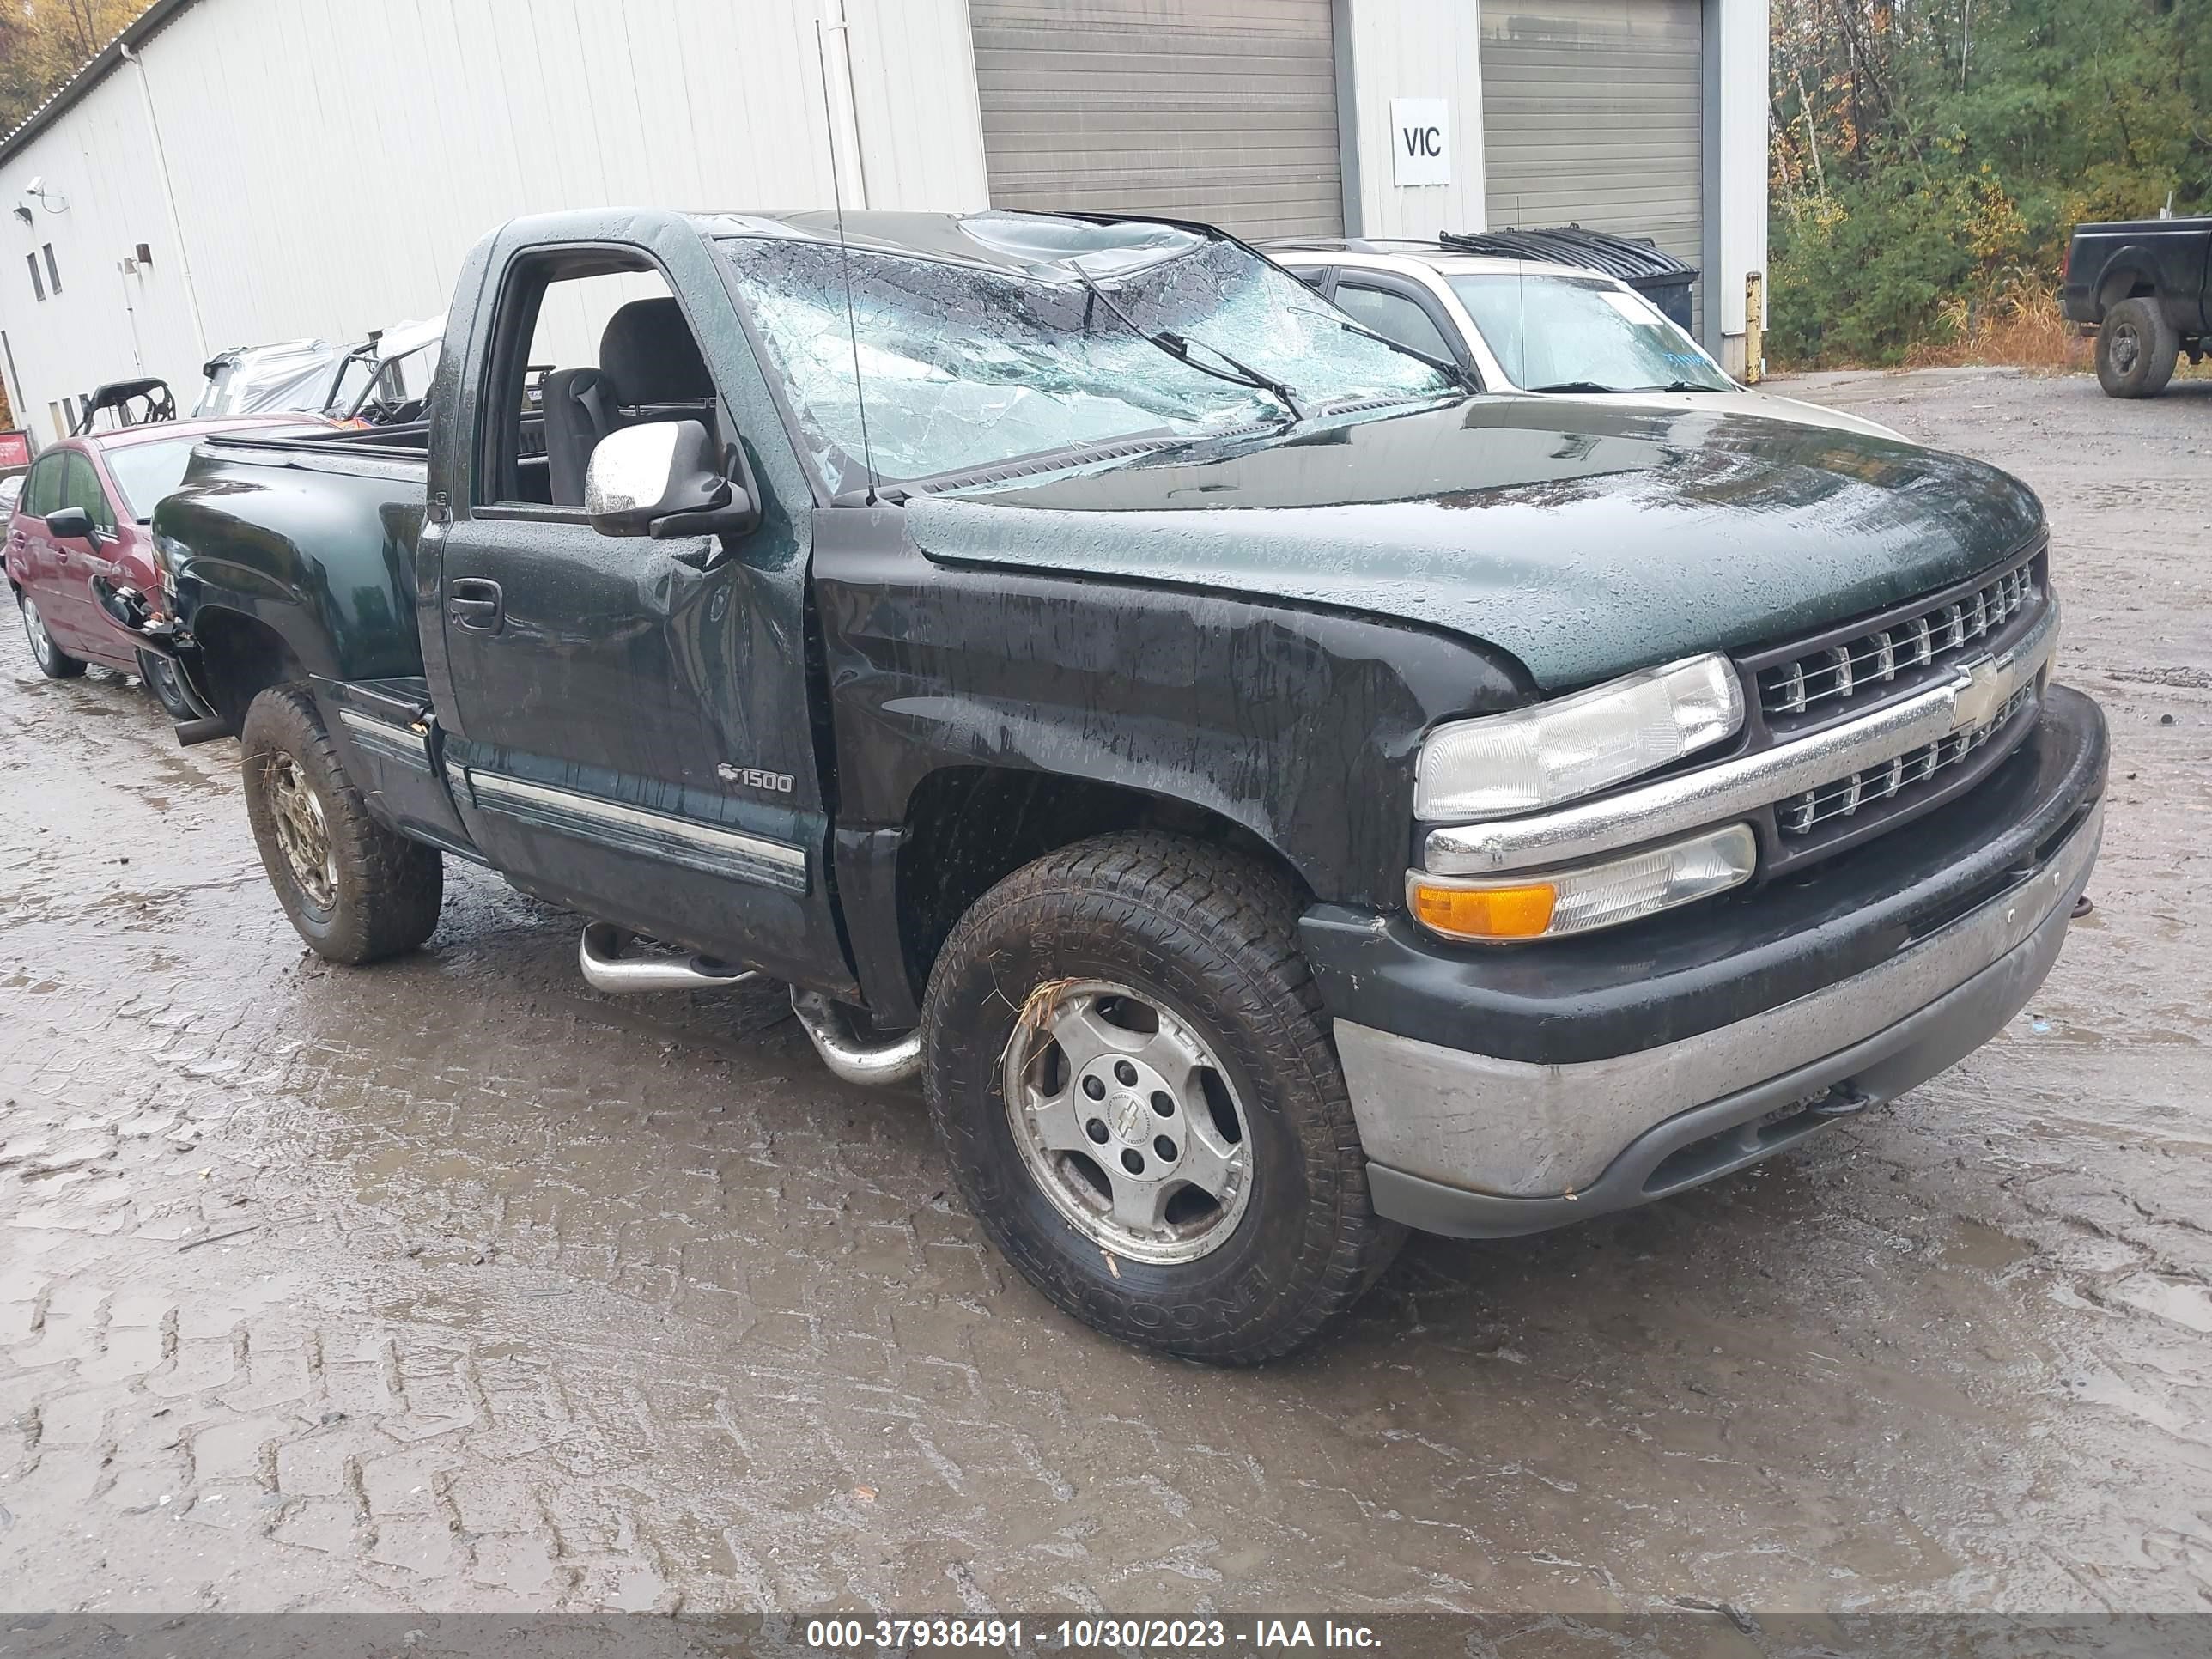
[1438,226,1699,334]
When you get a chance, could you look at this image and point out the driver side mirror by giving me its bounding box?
[585,419,758,540]
[44,507,100,544]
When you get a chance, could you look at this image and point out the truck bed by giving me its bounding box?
[198,418,434,477]
[154,421,435,693]
[2062,216,2211,331]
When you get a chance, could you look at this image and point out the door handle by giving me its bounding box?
[447,577,503,632]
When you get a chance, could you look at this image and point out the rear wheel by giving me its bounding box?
[138,650,199,720]
[17,592,85,679]
[240,684,443,963]
[2096,297,2179,398]
[921,832,1403,1364]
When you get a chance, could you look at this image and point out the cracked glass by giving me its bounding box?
[720,217,1455,493]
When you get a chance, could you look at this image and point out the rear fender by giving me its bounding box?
[2093,251,2162,314]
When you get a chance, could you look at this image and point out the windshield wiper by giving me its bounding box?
[1630,380,1727,393]
[1290,306,1477,393]
[1069,266,1304,422]
[1527,380,1628,394]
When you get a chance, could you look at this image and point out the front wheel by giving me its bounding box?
[921,833,1404,1364]
[139,651,200,720]
[17,592,85,679]
[2096,297,2180,398]
[240,684,443,963]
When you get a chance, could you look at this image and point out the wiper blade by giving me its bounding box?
[1156,330,1307,421]
[1291,306,1476,392]
[1631,380,1726,393]
[1527,380,1626,394]
[1069,265,1303,422]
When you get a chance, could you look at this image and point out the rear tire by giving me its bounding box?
[240,684,443,963]
[921,832,1404,1364]
[2096,297,2179,398]
[17,592,85,679]
[139,651,199,720]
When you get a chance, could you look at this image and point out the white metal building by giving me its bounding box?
[0,0,1768,445]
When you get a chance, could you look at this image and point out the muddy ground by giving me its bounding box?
[1,368,2207,1616]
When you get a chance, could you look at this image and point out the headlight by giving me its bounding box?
[1414,654,1742,821]
[1408,823,1756,943]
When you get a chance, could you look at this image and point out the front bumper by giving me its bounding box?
[1303,685,2107,1237]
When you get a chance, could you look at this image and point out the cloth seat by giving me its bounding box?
[542,298,713,507]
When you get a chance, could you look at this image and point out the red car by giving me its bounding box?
[7,417,305,715]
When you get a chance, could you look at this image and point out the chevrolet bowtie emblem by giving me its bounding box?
[1949,654,2004,732]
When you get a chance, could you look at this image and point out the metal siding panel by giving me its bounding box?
[970,0,1342,240]
[846,0,992,210]
[2,0,986,422]
[1481,0,1704,326]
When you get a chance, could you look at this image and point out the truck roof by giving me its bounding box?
[498,207,1259,278]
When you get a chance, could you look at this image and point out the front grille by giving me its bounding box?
[1778,683,2038,836]
[1758,555,2039,720]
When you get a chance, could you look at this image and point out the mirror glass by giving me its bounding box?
[585,422,688,528]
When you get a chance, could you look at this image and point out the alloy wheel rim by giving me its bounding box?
[21,598,49,660]
[2111,325,2141,374]
[267,753,338,911]
[1001,978,1253,1265]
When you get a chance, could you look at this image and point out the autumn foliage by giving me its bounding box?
[1770,0,2210,367]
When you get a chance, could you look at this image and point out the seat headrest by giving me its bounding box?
[600,297,712,404]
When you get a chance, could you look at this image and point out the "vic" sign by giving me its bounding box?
[1389,99,1451,187]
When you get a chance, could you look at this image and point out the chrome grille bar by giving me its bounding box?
[1757,553,2039,718]
[1777,683,2038,835]
[1425,597,2059,878]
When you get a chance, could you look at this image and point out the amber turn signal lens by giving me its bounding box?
[1407,823,1759,945]
[1408,879,1558,941]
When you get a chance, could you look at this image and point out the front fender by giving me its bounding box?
[811,512,1532,909]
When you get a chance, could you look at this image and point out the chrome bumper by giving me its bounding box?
[1340,795,2101,1216]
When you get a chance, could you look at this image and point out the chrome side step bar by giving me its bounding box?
[790,990,924,1088]
[577,924,922,1088]
[578,922,761,994]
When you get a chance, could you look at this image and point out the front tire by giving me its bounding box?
[240,685,443,963]
[17,592,85,679]
[139,651,200,720]
[921,833,1403,1364]
[2096,297,2179,398]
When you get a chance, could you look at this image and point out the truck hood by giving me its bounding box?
[909,398,2044,690]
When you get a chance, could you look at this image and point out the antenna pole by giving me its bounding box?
[817,17,878,504]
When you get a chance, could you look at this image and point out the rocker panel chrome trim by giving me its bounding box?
[337,708,433,774]
[462,769,810,894]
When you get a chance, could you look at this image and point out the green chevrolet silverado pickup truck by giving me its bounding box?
[121,209,2106,1362]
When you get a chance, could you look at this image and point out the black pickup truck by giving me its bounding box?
[2062,213,2210,397]
[129,208,2106,1362]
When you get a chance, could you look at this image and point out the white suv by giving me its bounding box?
[1265,239,1901,440]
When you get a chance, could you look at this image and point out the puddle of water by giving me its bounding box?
[1939,1219,2038,1274]
[2107,1273,2212,1334]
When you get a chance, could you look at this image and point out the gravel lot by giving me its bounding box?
[2,368,2208,1616]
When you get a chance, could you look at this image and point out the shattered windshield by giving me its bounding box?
[720,218,1454,492]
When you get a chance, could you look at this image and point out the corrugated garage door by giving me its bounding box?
[969,0,1343,241]
[1480,0,1703,317]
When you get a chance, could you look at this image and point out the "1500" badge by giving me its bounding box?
[717,763,795,793]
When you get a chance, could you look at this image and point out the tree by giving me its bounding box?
[1771,0,2210,364]
[0,0,149,139]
